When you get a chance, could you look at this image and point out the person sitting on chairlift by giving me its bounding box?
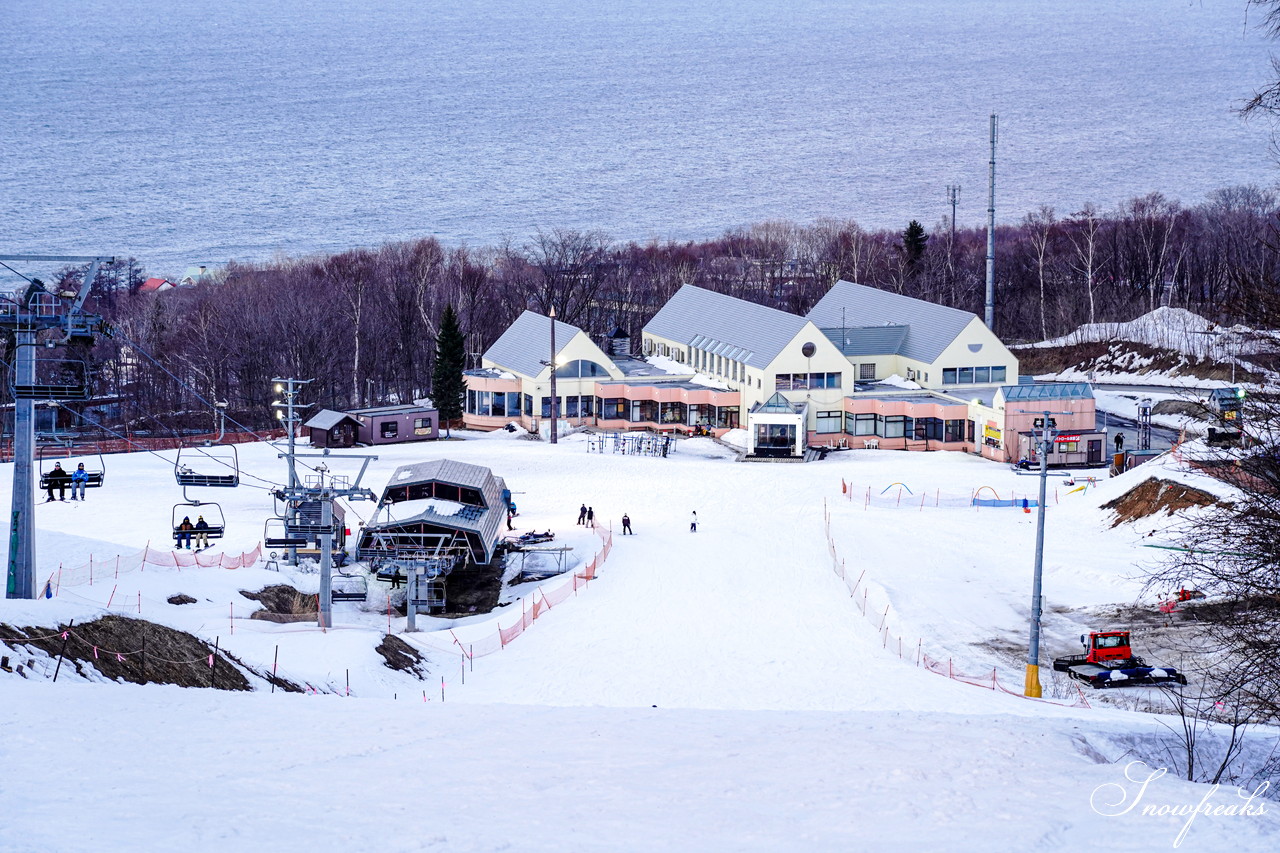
[194,516,211,550]
[177,516,194,549]
[45,463,71,501]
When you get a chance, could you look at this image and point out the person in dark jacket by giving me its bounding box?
[194,516,211,550]
[622,513,633,535]
[45,463,70,502]
[578,503,588,525]
[177,516,194,549]
[586,506,595,527]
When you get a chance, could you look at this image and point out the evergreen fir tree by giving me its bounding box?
[902,220,929,266]
[432,304,466,437]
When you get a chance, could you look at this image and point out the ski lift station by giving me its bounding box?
[359,459,509,566]
[462,281,1106,464]
[357,460,512,614]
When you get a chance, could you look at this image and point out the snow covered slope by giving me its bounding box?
[1,432,1276,851]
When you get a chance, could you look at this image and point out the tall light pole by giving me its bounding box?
[272,377,312,565]
[1019,408,1072,698]
[548,307,559,445]
[985,114,998,331]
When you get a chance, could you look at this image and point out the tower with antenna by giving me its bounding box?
[946,184,961,244]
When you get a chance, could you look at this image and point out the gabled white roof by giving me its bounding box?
[483,310,593,378]
[643,285,809,369]
[807,281,980,364]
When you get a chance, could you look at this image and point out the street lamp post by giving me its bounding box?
[549,307,558,445]
[1019,408,1072,698]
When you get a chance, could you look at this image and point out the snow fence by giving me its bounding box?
[822,500,1090,710]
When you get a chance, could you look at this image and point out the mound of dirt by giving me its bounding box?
[241,584,318,623]
[0,614,252,690]
[1102,477,1222,527]
[1010,340,1263,384]
[375,635,429,679]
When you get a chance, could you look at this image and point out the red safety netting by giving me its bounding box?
[413,525,616,658]
[0,429,286,463]
[40,543,265,594]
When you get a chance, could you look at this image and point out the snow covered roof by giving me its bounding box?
[373,459,509,564]
[385,459,500,493]
[807,281,977,364]
[644,285,808,370]
[304,409,361,430]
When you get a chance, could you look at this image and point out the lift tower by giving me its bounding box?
[1,255,114,599]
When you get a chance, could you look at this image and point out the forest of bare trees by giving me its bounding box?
[17,184,1280,435]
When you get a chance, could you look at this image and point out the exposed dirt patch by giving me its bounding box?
[442,562,504,617]
[167,594,197,605]
[1102,477,1223,527]
[1010,340,1264,384]
[375,635,429,679]
[241,584,319,623]
[0,615,255,690]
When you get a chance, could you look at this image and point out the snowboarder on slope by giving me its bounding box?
[578,503,588,525]
[622,513,633,535]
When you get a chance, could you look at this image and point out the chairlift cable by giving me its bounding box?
[50,403,278,493]
[110,332,338,481]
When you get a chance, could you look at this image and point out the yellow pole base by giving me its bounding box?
[1024,664,1042,698]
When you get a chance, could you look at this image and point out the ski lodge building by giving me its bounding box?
[463,281,1105,465]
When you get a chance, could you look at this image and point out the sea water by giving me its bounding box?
[0,0,1273,276]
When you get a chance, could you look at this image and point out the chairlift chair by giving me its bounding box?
[9,352,92,401]
[264,517,308,549]
[331,572,368,602]
[38,445,105,489]
[171,502,225,547]
[174,445,240,487]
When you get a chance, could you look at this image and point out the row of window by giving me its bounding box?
[465,390,741,428]
[378,417,433,439]
[693,345,753,386]
[775,372,841,391]
[942,366,1008,385]
[838,413,971,442]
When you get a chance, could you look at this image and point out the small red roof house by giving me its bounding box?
[139,277,174,294]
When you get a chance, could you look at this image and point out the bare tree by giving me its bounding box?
[1066,203,1108,327]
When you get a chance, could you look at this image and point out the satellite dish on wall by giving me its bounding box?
[801,342,816,358]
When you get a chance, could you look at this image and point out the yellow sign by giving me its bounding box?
[983,425,1002,440]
